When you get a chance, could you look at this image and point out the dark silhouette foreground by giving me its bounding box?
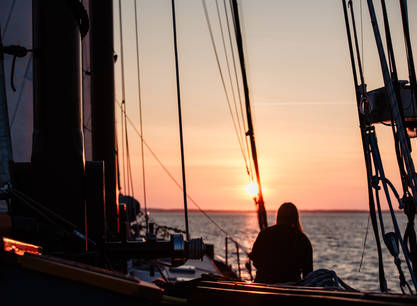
[250,202,313,284]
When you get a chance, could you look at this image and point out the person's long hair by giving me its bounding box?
[276,202,304,233]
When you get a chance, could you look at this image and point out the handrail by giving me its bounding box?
[225,234,247,280]
[235,241,241,279]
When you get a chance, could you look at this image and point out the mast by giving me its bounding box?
[172,0,190,240]
[31,0,86,249]
[89,0,118,238]
[230,0,267,230]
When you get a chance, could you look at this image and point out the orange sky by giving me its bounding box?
[112,0,417,212]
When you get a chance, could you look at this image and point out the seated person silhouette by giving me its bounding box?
[249,202,313,284]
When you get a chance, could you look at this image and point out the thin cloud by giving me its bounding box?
[256,102,352,107]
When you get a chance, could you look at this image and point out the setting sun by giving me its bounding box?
[245,182,259,198]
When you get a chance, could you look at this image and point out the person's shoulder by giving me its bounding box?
[297,230,309,238]
[256,225,279,239]
[297,231,312,248]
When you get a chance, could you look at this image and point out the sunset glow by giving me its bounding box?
[245,182,259,198]
[108,0,417,212]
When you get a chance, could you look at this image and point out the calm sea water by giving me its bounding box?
[150,211,412,292]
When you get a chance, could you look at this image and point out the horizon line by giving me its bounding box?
[147,208,382,213]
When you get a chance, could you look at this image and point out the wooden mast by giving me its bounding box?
[89,0,118,239]
[31,0,86,250]
[230,0,267,231]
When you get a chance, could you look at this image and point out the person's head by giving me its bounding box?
[276,202,303,232]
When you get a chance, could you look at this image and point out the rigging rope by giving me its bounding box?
[120,102,126,192]
[366,3,417,291]
[373,176,415,294]
[2,0,16,38]
[380,0,411,200]
[343,0,388,292]
[113,0,257,263]
[115,99,250,255]
[398,0,417,279]
[296,269,358,292]
[348,0,365,86]
[368,128,417,293]
[118,0,135,197]
[81,21,91,138]
[229,0,268,231]
[10,189,96,247]
[134,0,149,233]
[125,120,134,197]
[202,0,252,179]
[344,2,417,289]
[223,0,253,180]
[215,0,250,178]
[358,213,371,272]
[360,0,364,76]
[368,0,417,221]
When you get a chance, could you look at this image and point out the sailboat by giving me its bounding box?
[2,0,417,305]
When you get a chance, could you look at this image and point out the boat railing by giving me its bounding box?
[225,235,246,280]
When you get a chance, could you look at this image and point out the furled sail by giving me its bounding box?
[0,0,33,162]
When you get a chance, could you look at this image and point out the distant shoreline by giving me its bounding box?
[147,208,382,214]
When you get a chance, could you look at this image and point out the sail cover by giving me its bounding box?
[1,0,33,162]
[0,0,93,162]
